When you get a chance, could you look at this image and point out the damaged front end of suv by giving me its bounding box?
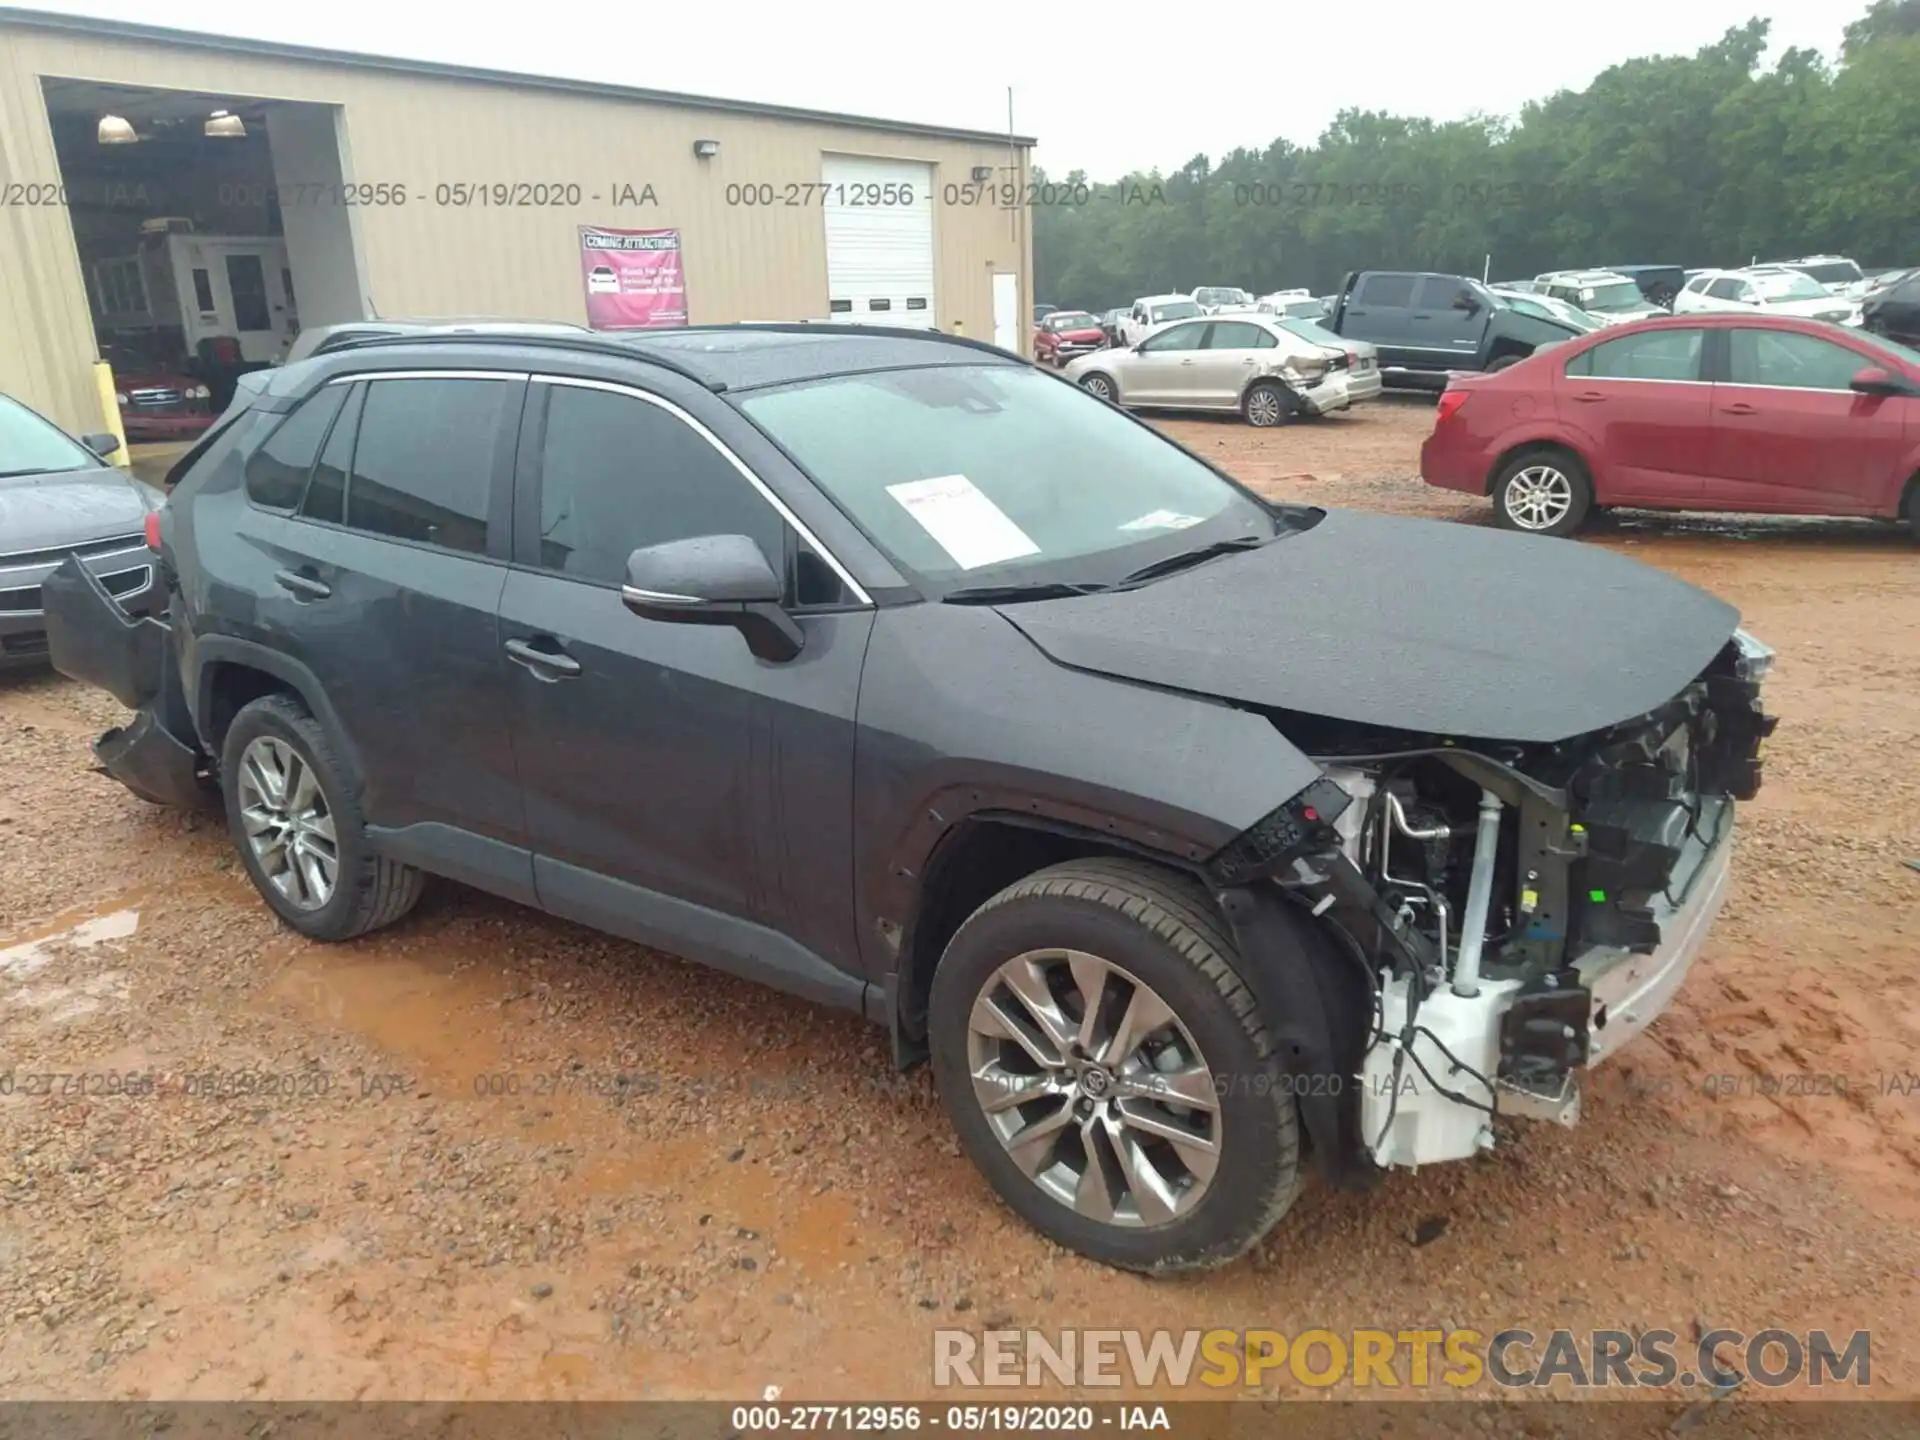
[1203,629,1776,1182]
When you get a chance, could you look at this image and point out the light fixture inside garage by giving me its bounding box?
[693,138,719,158]
[97,114,138,144]
[204,109,247,138]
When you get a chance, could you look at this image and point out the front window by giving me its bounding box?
[737,364,1277,591]
[1149,300,1202,324]
[1575,281,1648,313]
[0,395,99,478]
[1751,272,1830,302]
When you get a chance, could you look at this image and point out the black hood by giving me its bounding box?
[995,508,1740,744]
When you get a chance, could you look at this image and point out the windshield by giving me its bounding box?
[1576,281,1648,313]
[1047,312,1098,330]
[737,364,1275,591]
[0,394,98,477]
[1790,261,1860,286]
[1504,294,1601,331]
[1752,271,1833,301]
[1853,328,1920,370]
[1150,301,1203,323]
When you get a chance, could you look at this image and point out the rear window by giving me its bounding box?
[341,377,508,555]
[1564,328,1704,381]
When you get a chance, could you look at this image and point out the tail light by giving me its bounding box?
[1435,389,1471,425]
[143,509,163,551]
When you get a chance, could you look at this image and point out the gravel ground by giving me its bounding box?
[3,398,1918,1403]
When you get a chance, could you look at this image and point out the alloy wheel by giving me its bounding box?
[1245,386,1285,427]
[1082,375,1114,402]
[965,949,1221,1227]
[236,735,338,911]
[1503,464,1575,530]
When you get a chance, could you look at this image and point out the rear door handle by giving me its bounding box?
[503,636,583,681]
[1179,358,1195,365]
[1721,402,1758,415]
[1572,391,1607,403]
[273,568,331,601]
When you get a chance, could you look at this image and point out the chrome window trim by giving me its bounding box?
[530,374,874,608]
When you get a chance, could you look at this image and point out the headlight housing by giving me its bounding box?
[187,384,211,401]
[115,391,129,406]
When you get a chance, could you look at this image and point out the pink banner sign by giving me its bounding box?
[579,226,688,329]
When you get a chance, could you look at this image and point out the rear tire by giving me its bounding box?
[1904,478,1920,541]
[1492,448,1593,537]
[929,858,1301,1274]
[1243,380,1294,428]
[220,694,425,942]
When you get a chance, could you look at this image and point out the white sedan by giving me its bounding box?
[1673,268,1860,325]
[1064,313,1372,427]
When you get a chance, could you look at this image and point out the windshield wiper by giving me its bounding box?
[942,580,1111,605]
[1117,534,1270,588]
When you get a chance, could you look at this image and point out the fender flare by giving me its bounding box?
[190,635,368,792]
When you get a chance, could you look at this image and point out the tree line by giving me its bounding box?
[1033,1,1920,311]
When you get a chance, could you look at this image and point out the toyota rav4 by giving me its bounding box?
[43,325,1775,1274]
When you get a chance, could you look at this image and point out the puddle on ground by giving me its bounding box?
[260,928,864,1276]
[0,908,140,1029]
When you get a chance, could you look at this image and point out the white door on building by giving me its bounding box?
[170,235,294,363]
[992,271,1020,352]
[822,154,936,330]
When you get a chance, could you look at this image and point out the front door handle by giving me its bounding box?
[1179,358,1195,365]
[1721,402,1758,416]
[503,637,583,681]
[273,568,331,601]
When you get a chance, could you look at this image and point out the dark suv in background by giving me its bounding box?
[45,325,1772,1274]
[1323,271,1584,390]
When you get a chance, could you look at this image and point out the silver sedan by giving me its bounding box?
[1063,314,1372,427]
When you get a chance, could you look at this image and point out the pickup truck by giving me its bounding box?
[1322,270,1582,391]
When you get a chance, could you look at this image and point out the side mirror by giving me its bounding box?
[621,534,803,663]
[1850,366,1905,396]
[81,431,121,458]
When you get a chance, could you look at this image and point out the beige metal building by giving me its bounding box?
[0,7,1035,441]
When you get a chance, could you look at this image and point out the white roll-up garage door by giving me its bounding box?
[822,154,936,330]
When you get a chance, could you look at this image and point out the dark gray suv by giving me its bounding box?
[44,325,1775,1273]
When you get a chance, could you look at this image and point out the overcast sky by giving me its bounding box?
[16,0,1857,177]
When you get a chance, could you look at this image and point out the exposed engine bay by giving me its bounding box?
[1207,629,1777,1173]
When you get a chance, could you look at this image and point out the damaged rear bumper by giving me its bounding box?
[42,556,209,808]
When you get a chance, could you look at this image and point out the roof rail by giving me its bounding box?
[662,321,1027,365]
[307,329,730,391]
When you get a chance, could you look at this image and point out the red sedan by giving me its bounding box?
[1033,310,1107,367]
[1420,313,1920,536]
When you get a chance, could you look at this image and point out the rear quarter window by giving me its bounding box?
[244,386,349,511]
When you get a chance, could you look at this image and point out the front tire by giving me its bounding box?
[1492,448,1593,537]
[220,693,424,941]
[929,859,1301,1274]
[1079,371,1120,404]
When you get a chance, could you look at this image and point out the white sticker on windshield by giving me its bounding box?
[1119,509,1205,533]
[885,474,1041,570]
